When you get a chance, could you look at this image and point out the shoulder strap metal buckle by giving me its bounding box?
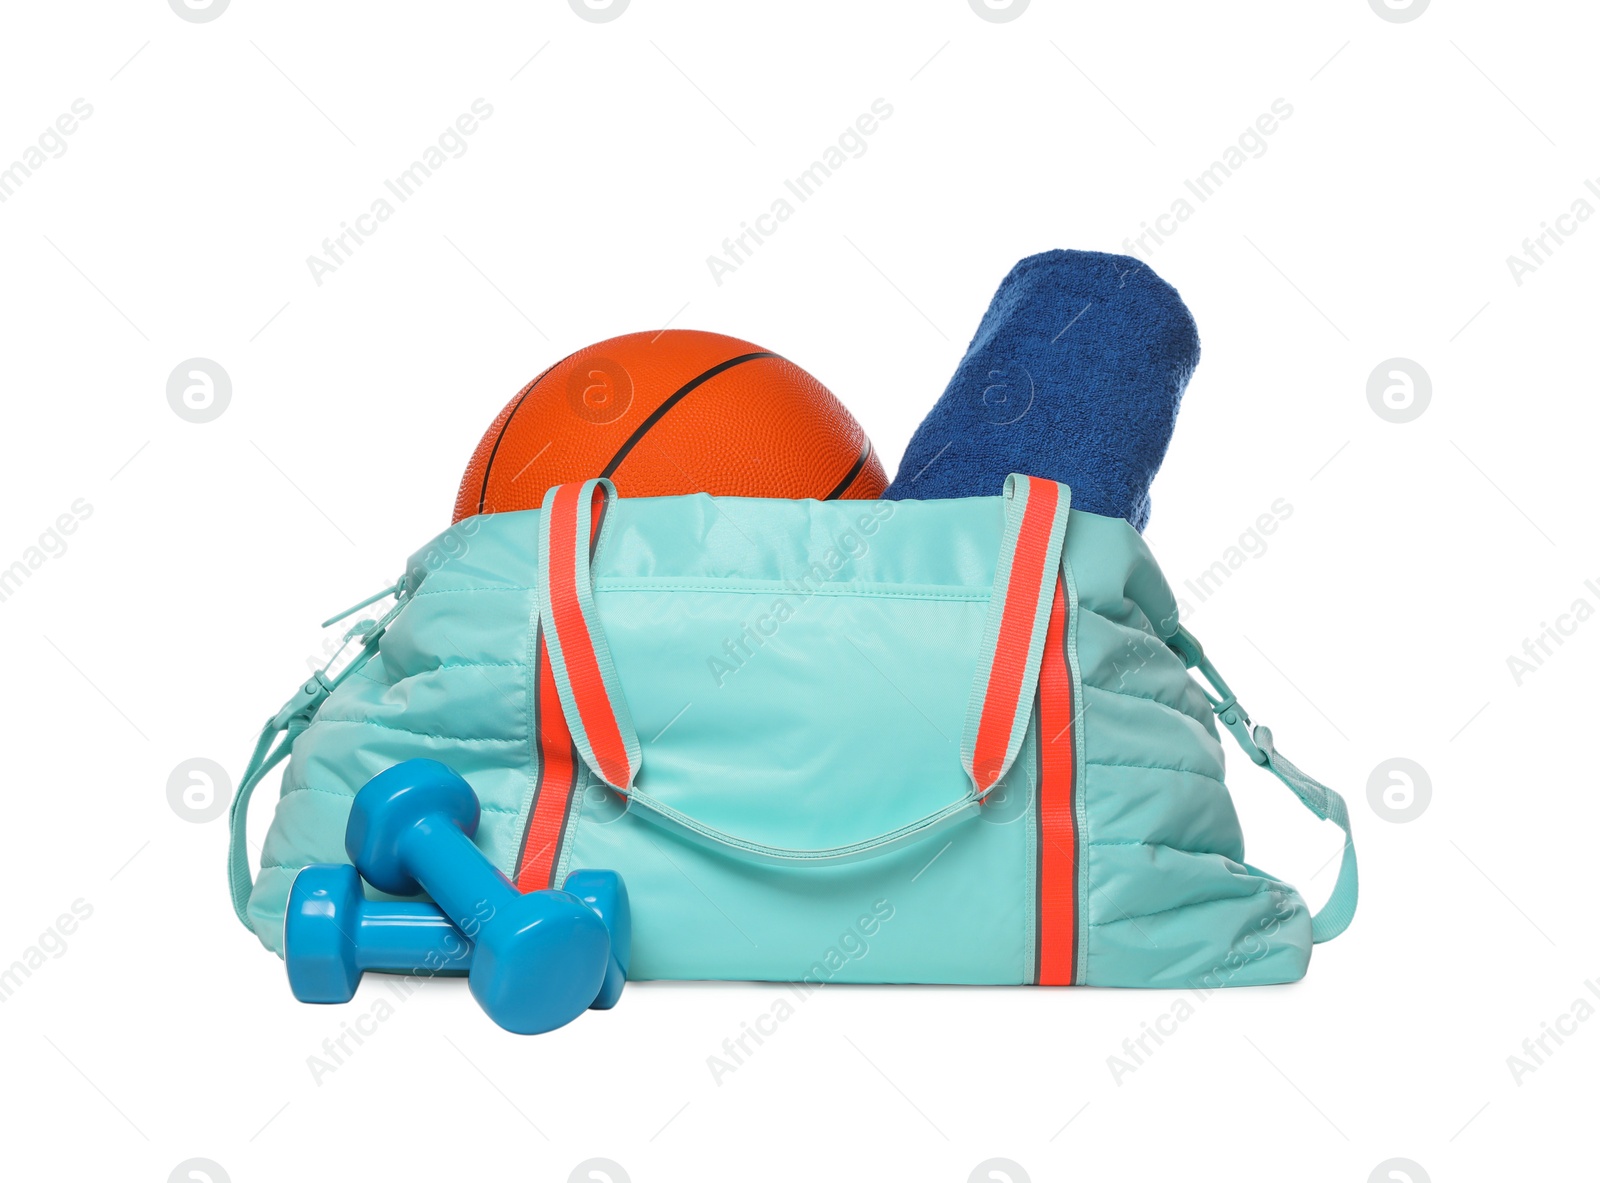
[1166,624,1269,766]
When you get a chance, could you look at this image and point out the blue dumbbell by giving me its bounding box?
[285,864,472,1003]
[284,864,632,1009]
[344,758,612,1035]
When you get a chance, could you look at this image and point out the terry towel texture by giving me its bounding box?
[886,249,1200,531]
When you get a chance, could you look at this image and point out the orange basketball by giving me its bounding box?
[453,330,887,520]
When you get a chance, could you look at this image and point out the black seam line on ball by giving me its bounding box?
[598,352,779,479]
[825,437,874,500]
[478,356,565,515]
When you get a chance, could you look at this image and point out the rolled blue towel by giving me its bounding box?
[885,249,1200,531]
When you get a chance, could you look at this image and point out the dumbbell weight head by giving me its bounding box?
[285,862,365,1002]
[563,869,631,1010]
[469,887,609,1033]
[345,758,481,898]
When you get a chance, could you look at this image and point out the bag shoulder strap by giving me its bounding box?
[226,676,327,926]
[227,579,409,930]
[1167,624,1359,944]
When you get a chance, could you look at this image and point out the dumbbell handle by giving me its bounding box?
[398,812,516,936]
[351,901,474,975]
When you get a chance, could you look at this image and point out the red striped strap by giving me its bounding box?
[1036,574,1078,985]
[536,479,641,792]
[961,474,1073,795]
[514,624,582,891]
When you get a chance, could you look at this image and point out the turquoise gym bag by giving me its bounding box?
[229,475,1357,988]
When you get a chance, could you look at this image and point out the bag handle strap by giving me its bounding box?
[1168,625,1359,943]
[536,473,1072,860]
[960,474,1073,795]
[537,478,642,792]
[624,785,980,865]
[540,473,1072,802]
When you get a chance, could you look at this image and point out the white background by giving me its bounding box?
[1,1,1595,1180]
